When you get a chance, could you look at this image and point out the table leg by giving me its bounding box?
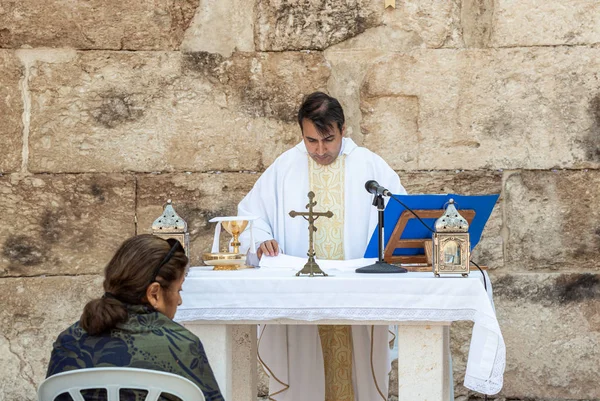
[184,323,257,401]
[396,324,450,401]
[231,325,258,401]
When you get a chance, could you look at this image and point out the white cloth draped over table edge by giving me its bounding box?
[177,266,504,395]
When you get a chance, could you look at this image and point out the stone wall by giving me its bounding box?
[1,1,599,400]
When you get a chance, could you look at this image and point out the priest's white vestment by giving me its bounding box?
[237,138,406,401]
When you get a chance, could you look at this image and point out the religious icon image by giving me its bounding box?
[443,240,461,265]
[203,216,257,270]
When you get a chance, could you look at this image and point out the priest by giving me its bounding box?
[237,92,407,401]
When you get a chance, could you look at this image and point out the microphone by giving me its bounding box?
[365,180,392,197]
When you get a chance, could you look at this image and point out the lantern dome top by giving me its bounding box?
[434,199,469,233]
[152,199,187,232]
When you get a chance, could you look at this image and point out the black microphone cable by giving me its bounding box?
[470,260,487,292]
[387,193,435,234]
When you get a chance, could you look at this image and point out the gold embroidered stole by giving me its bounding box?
[309,155,355,401]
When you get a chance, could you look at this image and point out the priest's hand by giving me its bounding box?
[257,239,279,259]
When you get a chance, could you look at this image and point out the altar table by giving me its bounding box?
[176,267,505,401]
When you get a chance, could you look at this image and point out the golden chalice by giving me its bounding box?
[203,217,253,271]
[222,220,249,254]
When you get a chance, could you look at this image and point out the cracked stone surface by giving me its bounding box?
[28,50,329,173]
[181,0,255,57]
[255,0,467,52]
[0,50,23,173]
[0,333,29,401]
[0,0,197,50]
[505,170,600,271]
[323,48,387,144]
[0,174,135,277]
[361,47,600,170]
[136,173,257,267]
[460,0,494,48]
[255,0,382,51]
[328,0,463,52]
[491,272,600,399]
[360,95,420,171]
[0,275,103,400]
[491,0,600,47]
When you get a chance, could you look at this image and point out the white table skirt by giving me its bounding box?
[176,267,505,395]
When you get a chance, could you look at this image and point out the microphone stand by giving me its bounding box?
[356,194,407,274]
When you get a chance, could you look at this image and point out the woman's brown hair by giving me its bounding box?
[80,234,188,335]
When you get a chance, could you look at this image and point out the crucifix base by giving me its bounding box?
[296,255,328,277]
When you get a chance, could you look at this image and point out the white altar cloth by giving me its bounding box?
[176,267,505,395]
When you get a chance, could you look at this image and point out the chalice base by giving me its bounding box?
[203,252,247,271]
[213,264,246,271]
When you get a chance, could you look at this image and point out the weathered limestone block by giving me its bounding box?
[324,0,463,52]
[0,275,103,401]
[362,47,600,170]
[257,0,467,52]
[323,3,463,148]
[0,333,25,401]
[360,95,420,170]
[505,170,600,271]
[492,272,600,399]
[0,174,135,277]
[28,51,329,173]
[460,0,494,48]
[222,52,330,124]
[0,0,197,50]
[403,171,504,269]
[182,50,328,169]
[181,0,255,57]
[395,0,463,49]
[323,1,463,128]
[255,0,382,51]
[323,49,386,143]
[136,173,257,267]
[492,0,600,47]
[0,50,23,173]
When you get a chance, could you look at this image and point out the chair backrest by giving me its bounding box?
[38,367,206,401]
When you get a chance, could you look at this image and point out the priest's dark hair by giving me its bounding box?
[297,91,345,136]
[80,234,188,335]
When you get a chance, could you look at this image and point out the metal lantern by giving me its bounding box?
[151,199,190,258]
[432,199,470,277]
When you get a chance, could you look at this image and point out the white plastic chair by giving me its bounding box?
[38,367,206,401]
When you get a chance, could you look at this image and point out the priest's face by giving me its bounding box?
[301,119,345,165]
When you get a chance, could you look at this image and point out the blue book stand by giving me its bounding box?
[364,194,499,264]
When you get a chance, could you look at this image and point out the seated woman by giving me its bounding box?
[46,234,224,401]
